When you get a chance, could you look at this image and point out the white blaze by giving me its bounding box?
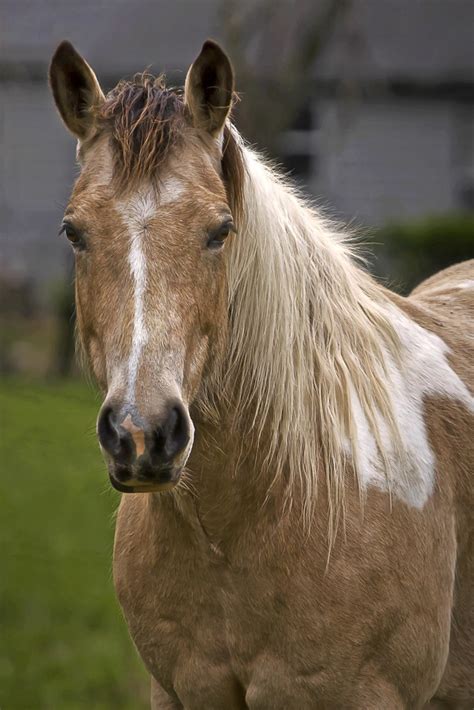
[118,180,185,401]
[118,190,154,401]
[127,224,148,402]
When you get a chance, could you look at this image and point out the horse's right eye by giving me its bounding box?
[59,221,86,250]
[207,218,236,250]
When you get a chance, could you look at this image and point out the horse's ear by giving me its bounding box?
[49,41,105,140]
[185,40,234,138]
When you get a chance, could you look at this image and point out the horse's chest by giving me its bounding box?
[115,552,324,709]
[113,505,327,707]
[114,495,454,708]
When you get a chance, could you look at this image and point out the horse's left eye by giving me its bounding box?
[207,220,236,250]
[59,221,85,250]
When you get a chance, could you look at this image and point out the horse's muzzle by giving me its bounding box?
[97,399,193,493]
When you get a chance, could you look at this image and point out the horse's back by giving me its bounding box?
[411,259,473,295]
[409,260,474,707]
[411,260,473,330]
[408,259,473,387]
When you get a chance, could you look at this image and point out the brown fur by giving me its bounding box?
[49,41,474,709]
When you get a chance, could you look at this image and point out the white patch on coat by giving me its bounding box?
[350,307,474,508]
[457,279,474,290]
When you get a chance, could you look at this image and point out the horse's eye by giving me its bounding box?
[59,221,85,250]
[207,219,236,250]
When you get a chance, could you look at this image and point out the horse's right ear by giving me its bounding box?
[49,41,105,140]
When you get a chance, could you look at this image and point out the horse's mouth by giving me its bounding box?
[108,468,182,494]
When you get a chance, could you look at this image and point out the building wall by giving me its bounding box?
[312,97,471,225]
[0,81,75,298]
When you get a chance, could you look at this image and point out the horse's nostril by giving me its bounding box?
[97,405,120,455]
[150,401,190,464]
[169,403,190,457]
[97,405,135,465]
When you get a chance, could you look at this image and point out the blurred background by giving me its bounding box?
[0,1,473,707]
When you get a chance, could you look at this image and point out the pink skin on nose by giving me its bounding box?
[120,414,146,458]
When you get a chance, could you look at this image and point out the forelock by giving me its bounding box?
[96,73,186,190]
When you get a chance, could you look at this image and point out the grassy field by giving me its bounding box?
[0,378,149,709]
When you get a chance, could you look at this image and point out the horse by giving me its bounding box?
[49,39,473,709]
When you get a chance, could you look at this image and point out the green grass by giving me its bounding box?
[0,378,149,709]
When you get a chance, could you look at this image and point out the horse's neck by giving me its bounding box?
[185,144,397,536]
[172,146,473,544]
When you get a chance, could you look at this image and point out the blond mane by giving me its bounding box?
[210,131,404,532]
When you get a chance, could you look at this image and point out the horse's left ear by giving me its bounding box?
[185,40,234,138]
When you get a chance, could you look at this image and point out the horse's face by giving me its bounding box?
[65,139,232,492]
[49,41,236,492]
